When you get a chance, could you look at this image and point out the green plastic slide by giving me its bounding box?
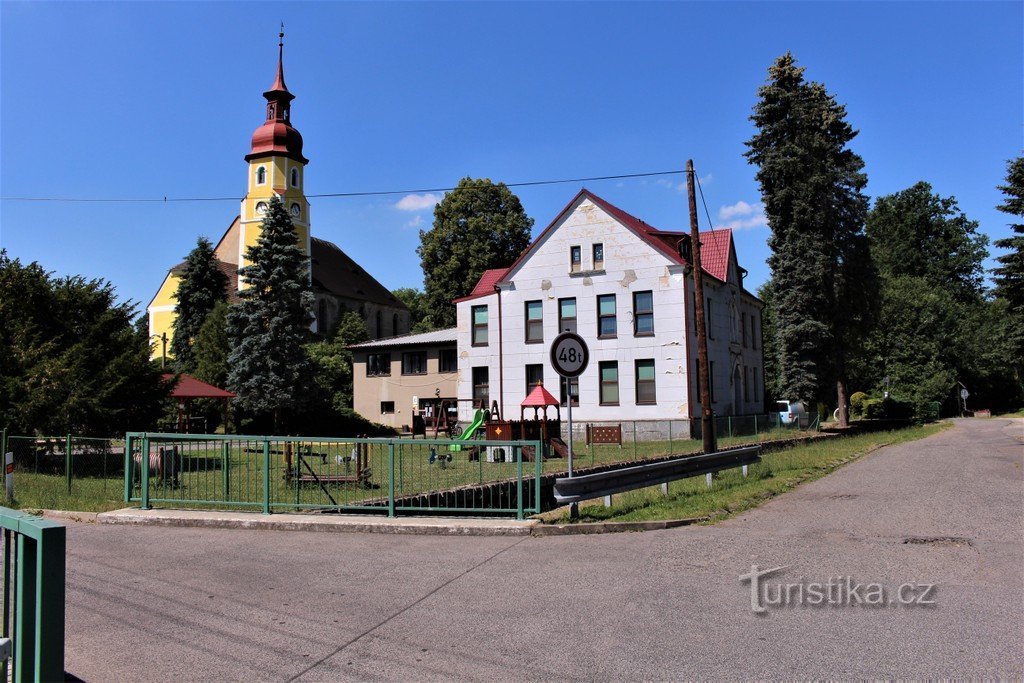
[450,409,486,452]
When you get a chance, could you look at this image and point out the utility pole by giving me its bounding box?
[687,160,716,454]
[161,332,167,370]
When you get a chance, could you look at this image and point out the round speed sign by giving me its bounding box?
[550,332,589,378]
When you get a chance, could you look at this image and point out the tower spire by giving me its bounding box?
[270,23,288,94]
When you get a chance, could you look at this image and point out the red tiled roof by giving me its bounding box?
[162,373,235,399]
[697,229,732,283]
[453,267,509,303]
[522,384,560,407]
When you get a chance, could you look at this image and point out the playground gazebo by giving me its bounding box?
[162,373,235,433]
[520,384,561,443]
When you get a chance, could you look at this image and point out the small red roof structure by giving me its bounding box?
[454,267,510,303]
[163,374,235,399]
[522,384,559,408]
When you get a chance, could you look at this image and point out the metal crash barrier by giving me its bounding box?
[553,445,761,504]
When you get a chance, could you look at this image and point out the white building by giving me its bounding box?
[453,189,764,430]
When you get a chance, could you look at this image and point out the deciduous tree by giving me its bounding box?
[417,178,533,329]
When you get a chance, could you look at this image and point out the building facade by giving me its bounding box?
[453,189,764,426]
[350,329,459,430]
[148,36,407,359]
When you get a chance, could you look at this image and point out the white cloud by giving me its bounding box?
[404,215,424,229]
[699,172,713,185]
[717,200,767,230]
[395,193,441,211]
[656,178,686,194]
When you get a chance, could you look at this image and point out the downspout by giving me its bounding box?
[494,284,504,420]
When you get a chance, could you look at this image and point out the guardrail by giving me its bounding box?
[553,445,762,504]
[124,433,544,519]
[0,507,65,683]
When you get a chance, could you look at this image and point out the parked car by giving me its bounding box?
[774,400,808,426]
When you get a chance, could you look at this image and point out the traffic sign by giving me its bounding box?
[550,332,589,378]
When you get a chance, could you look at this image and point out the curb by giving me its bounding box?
[96,508,539,537]
[531,516,708,536]
[36,509,100,524]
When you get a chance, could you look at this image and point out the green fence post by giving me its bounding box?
[123,435,133,503]
[261,440,271,514]
[222,442,230,500]
[516,445,524,520]
[387,442,395,518]
[534,439,542,514]
[140,436,150,510]
[65,433,72,494]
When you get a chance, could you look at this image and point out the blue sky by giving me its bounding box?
[2,2,1021,314]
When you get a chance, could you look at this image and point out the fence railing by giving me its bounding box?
[124,433,545,519]
[0,506,66,683]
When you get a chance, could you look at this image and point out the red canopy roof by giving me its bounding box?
[522,384,560,407]
[163,374,236,399]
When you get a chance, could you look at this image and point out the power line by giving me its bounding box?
[694,169,728,275]
[0,169,685,204]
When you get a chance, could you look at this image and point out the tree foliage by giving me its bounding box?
[392,287,433,333]
[993,156,1024,309]
[0,251,170,435]
[170,237,228,372]
[745,52,872,418]
[417,178,533,328]
[226,195,315,431]
[866,182,988,303]
[306,310,369,414]
[193,300,230,389]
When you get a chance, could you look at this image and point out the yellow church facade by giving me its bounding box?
[148,36,408,361]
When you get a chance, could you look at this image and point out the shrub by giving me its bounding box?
[849,392,868,417]
[862,396,914,420]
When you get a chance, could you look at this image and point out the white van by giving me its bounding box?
[774,400,808,426]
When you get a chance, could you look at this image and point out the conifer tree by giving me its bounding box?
[227,195,315,432]
[745,53,872,424]
[993,156,1024,311]
[171,237,228,372]
[193,300,230,388]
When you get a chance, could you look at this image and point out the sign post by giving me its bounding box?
[550,332,589,490]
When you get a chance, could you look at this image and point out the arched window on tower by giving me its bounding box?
[392,313,399,336]
[256,166,266,185]
[376,310,383,338]
[291,167,299,188]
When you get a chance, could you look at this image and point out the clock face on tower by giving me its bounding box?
[290,203,301,218]
[256,201,268,216]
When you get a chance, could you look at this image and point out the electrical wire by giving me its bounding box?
[0,169,685,204]
[694,169,729,279]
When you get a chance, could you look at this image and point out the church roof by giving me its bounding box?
[311,237,407,310]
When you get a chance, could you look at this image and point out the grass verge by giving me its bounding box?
[549,421,952,524]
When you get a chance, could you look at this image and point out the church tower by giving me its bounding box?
[238,28,311,285]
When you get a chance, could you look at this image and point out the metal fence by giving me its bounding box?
[1,431,125,511]
[0,506,66,682]
[124,433,545,519]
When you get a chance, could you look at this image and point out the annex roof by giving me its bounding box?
[453,267,510,304]
[521,384,560,407]
[163,373,236,399]
[348,327,458,350]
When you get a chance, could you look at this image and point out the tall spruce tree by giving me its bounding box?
[227,195,315,432]
[745,53,871,424]
[170,237,228,372]
[193,300,230,388]
[993,156,1024,310]
[417,178,533,328]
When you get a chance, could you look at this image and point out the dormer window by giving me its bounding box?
[291,167,299,188]
[256,166,267,185]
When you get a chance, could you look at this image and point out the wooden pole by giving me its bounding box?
[687,159,717,454]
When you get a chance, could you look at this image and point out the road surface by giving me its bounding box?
[63,418,1023,680]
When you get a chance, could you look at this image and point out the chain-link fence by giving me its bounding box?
[1,431,126,511]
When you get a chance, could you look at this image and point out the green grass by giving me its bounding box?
[5,423,820,513]
[995,408,1024,418]
[548,421,952,524]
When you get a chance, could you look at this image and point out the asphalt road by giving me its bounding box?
[63,418,1023,681]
